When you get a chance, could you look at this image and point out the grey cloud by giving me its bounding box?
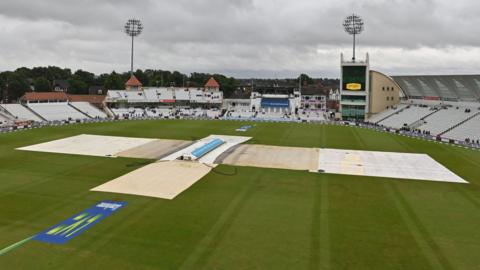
[0,0,479,78]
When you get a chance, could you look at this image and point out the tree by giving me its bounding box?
[34,77,51,91]
[298,74,314,85]
[68,78,88,94]
[103,72,125,90]
[73,70,95,86]
[6,72,30,101]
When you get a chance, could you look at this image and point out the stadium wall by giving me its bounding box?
[367,70,401,119]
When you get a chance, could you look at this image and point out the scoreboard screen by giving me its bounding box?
[342,66,367,91]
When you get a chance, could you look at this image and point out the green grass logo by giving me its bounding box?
[46,213,103,238]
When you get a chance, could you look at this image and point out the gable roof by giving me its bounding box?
[67,94,106,104]
[21,92,69,102]
[205,77,220,88]
[125,75,143,87]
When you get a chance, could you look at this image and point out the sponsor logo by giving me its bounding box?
[33,201,126,244]
[236,125,252,132]
[346,83,362,91]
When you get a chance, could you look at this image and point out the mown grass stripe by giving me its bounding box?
[178,172,256,270]
[386,183,454,270]
[0,236,34,257]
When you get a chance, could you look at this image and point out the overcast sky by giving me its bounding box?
[0,0,480,78]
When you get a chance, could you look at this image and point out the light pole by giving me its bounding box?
[343,14,364,61]
[124,19,143,76]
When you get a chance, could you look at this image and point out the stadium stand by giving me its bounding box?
[392,75,480,101]
[174,89,190,101]
[144,107,172,117]
[0,113,12,126]
[106,88,222,105]
[0,104,44,122]
[70,102,108,118]
[377,105,435,129]
[27,102,88,121]
[0,107,17,126]
[442,113,480,141]
[417,106,478,135]
[206,108,221,118]
[224,109,254,119]
[298,110,326,121]
[367,104,408,123]
[256,107,292,121]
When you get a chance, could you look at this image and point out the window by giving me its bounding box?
[386,97,389,101]
[382,87,385,91]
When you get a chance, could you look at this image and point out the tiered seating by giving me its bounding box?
[418,107,476,135]
[392,75,480,101]
[27,103,88,121]
[204,91,223,103]
[106,88,222,104]
[174,89,190,101]
[0,114,11,126]
[111,107,146,118]
[142,107,172,117]
[206,109,221,118]
[193,108,205,117]
[226,110,254,119]
[123,91,146,102]
[178,108,194,117]
[443,114,480,141]
[107,90,146,102]
[377,105,433,129]
[256,107,292,120]
[70,102,107,118]
[142,89,175,102]
[367,104,407,123]
[143,89,160,102]
[111,108,129,118]
[0,104,44,122]
[107,90,126,100]
[298,110,325,121]
[189,89,205,103]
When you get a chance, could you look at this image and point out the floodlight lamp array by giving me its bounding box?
[124,19,143,37]
[343,14,363,35]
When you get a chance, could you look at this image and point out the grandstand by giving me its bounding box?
[376,105,435,129]
[224,109,254,119]
[359,74,480,144]
[0,112,13,127]
[366,104,408,123]
[70,102,108,118]
[111,107,146,119]
[442,113,480,141]
[298,109,326,121]
[0,103,44,122]
[392,75,480,101]
[417,106,477,135]
[1,72,479,146]
[27,102,89,121]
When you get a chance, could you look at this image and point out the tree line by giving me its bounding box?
[0,66,338,102]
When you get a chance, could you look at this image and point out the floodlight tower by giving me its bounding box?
[124,19,143,76]
[343,14,364,61]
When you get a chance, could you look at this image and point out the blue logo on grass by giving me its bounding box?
[236,125,252,132]
[33,201,126,244]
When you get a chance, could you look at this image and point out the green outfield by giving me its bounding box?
[0,119,479,270]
